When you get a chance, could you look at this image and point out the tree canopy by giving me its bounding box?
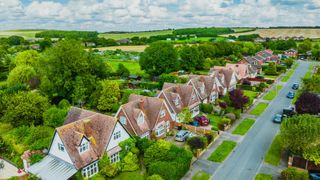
[295,92,320,115]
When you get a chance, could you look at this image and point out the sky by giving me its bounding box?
[0,0,320,32]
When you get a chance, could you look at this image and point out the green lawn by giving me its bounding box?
[232,119,255,135]
[107,60,143,75]
[255,173,273,180]
[99,30,173,40]
[282,69,294,82]
[263,85,283,101]
[0,30,43,38]
[114,171,145,180]
[244,90,258,101]
[264,135,282,166]
[192,171,210,180]
[208,140,237,162]
[250,103,268,116]
[207,114,222,130]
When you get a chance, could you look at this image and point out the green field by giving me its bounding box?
[263,85,283,101]
[264,135,282,166]
[192,171,210,180]
[0,30,43,38]
[208,140,237,162]
[250,103,268,116]
[255,173,273,180]
[232,119,255,135]
[107,60,143,75]
[99,30,173,40]
[232,28,255,33]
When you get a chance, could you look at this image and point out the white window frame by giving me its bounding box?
[58,143,64,152]
[79,141,89,153]
[175,97,180,106]
[110,152,120,163]
[113,131,121,140]
[137,113,144,125]
[160,110,166,118]
[82,161,98,178]
[155,125,165,137]
[192,94,196,100]
[119,116,126,125]
[140,132,150,139]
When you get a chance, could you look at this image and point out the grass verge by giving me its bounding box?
[264,135,282,166]
[250,103,268,116]
[263,85,283,101]
[232,119,255,135]
[208,140,237,162]
[192,171,210,180]
[255,173,273,180]
[282,69,294,82]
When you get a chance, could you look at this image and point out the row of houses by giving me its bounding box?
[254,36,305,42]
[27,60,263,179]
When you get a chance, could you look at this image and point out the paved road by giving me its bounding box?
[211,61,311,180]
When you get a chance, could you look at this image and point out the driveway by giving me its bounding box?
[211,61,311,180]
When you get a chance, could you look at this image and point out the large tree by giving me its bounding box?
[39,39,110,103]
[298,39,312,54]
[140,42,179,76]
[1,91,50,127]
[280,114,320,164]
[229,89,249,112]
[295,92,320,115]
[179,45,204,71]
[14,50,40,67]
[7,65,36,86]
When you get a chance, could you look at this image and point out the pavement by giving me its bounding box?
[211,60,311,180]
[183,61,312,180]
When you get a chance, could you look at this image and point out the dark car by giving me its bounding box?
[273,114,287,123]
[256,75,265,79]
[194,116,210,126]
[309,170,320,180]
[287,91,295,99]
[190,120,200,127]
[292,83,299,90]
[283,106,295,117]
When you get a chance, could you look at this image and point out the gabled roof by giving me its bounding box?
[210,67,237,88]
[226,63,250,80]
[120,94,169,136]
[57,107,117,169]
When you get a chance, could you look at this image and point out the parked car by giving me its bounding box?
[309,170,320,180]
[190,120,200,127]
[287,91,295,99]
[292,83,299,90]
[256,75,265,79]
[273,114,286,123]
[175,130,191,142]
[194,116,210,126]
[283,106,295,117]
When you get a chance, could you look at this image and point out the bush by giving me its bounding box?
[147,174,164,180]
[218,118,231,130]
[266,80,274,84]
[43,106,68,128]
[225,113,236,123]
[280,167,308,180]
[200,103,213,114]
[234,109,241,119]
[256,83,267,92]
[144,140,171,166]
[140,82,159,90]
[204,132,216,144]
[30,153,44,165]
[148,161,177,180]
[135,136,154,154]
[121,152,139,172]
[187,136,207,150]
[276,65,287,73]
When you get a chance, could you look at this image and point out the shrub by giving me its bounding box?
[135,136,154,154]
[121,152,139,172]
[43,106,68,128]
[218,118,231,130]
[140,82,159,90]
[234,109,241,119]
[148,161,177,180]
[144,140,171,166]
[187,136,207,150]
[204,132,216,144]
[276,65,287,73]
[225,113,236,123]
[280,167,308,180]
[200,103,213,114]
[100,162,121,177]
[256,83,267,92]
[30,153,44,165]
[147,174,164,180]
[266,80,274,84]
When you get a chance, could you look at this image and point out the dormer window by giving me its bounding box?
[137,113,144,125]
[200,85,205,94]
[120,116,126,125]
[58,143,64,152]
[192,94,196,100]
[160,110,166,118]
[79,140,89,153]
[174,97,180,106]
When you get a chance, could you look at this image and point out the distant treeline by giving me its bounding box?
[238,34,260,41]
[35,30,99,39]
[173,28,234,37]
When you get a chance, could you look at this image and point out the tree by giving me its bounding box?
[229,89,249,112]
[158,74,178,88]
[39,38,52,51]
[302,75,320,94]
[280,114,320,164]
[7,65,36,86]
[38,39,109,102]
[116,63,130,77]
[96,80,120,111]
[178,108,193,124]
[7,36,25,46]
[147,174,164,180]
[144,140,171,166]
[43,106,68,128]
[14,50,40,67]
[121,152,139,172]
[298,39,312,54]
[1,91,50,127]
[180,45,204,71]
[284,57,294,68]
[187,136,207,150]
[295,92,320,115]
[265,62,278,75]
[140,42,179,76]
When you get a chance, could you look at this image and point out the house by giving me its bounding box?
[254,37,266,43]
[116,38,132,45]
[209,66,238,92]
[158,83,201,121]
[187,75,219,104]
[284,49,298,58]
[84,42,96,47]
[28,107,130,179]
[115,94,174,139]
[225,63,255,79]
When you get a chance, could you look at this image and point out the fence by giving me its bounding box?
[289,155,320,171]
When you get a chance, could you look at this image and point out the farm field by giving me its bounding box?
[107,60,143,74]
[0,30,43,38]
[94,45,148,52]
[99,30,173,40]
[223,28,320,38]
[232,28,255,33]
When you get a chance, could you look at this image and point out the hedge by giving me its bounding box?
[200,103,213,114]
[280,168,308,180]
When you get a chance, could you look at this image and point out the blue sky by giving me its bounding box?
[0,0,319,32]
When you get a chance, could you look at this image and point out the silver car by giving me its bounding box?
[175,130,191,142]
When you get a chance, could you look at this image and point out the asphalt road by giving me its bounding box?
[211,61,311,180]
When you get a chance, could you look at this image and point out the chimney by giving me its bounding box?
[139,98,145,112]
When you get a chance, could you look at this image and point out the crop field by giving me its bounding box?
[94,45,148,52]
[0,30,43,38]
[99,30,173,40]
[232,28,255,33]
[223,28,320,38]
